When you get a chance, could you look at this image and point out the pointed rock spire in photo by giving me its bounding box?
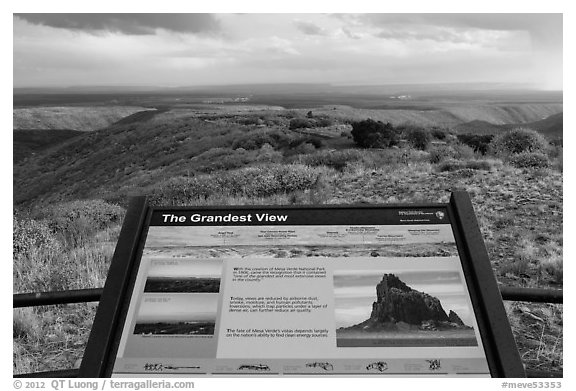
[448,310,466,326]
[369,273,450,325]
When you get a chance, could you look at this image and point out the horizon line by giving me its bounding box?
[13,82,562,93]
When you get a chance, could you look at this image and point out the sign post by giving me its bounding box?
[80,191,525,377]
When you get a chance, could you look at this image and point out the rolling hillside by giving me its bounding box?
[13,129,84,163]
[455,112,563,138]
[12,104,564,207]
[13,106,154,132]
[13,112,253,205]
[306,103,562,128]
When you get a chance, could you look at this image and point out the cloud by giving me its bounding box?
[375,27,466,43]
[12,13,562,89]
[357,14,562,50]
[341,27,361,40]
[358,13,558,32]
[14,13,221,35]
[294,20,327,36]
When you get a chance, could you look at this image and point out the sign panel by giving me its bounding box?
[80,192,525,377]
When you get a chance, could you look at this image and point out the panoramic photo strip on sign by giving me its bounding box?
[112,207,491,376]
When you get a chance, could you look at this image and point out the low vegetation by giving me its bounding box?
[13,107,563,375]
[148,164,330,205]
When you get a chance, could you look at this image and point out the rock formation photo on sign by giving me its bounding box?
[336,273,478,347]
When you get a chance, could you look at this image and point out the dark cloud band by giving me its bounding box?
[359,13,562,49]
[14,13,221,35]
[294,20,327,36]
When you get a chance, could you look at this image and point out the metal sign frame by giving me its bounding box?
[79,191,525,377]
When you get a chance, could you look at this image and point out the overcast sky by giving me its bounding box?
[13,13,562,89]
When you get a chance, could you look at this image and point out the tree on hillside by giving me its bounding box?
[457,134,494,155]
[404,126,432,150]
[351,119,398,148]
[489,128,549,157]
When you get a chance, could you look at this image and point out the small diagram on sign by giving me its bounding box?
[305,362,334,371]
[366,361,388,372]
[238,364,271,371]
[426,359,442,370]
[144,363,201,371]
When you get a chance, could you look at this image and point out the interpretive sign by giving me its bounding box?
[80,192,525,377]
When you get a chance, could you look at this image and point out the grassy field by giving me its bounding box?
[12,95,562,375]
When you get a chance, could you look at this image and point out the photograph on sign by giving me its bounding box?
[144,259,223,293]
[133,294,218,336]
[334,269,477,347]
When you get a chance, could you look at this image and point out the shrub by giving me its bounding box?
[308,138,323,148]
[288,137,323,150]
[403,126,432,150]
[292,142,317,155]
[489,128,549,157]
[298,149,364,171]
[288,117,333,129]
[42,200,124,230]
[437,159,495,172]
[430,127,447,140]
[255,143,283,163]
[38,200,125,247]
[429,145,454,164]
[238,116,264,126]
[13,215,59,258]
[232,129,292,150]
[465,160,494,171]
[351,119,398,148]
[437,159,464,172]
[223,165,323,197]
[457,134,494,155]
[193,147,249,172]
[150,176,217,205]
[452,143,476,160]
[149,164,327,205]
[289,118,314,130]
[270,165,322,194]
[315,118,333,127]
[509,151,550,169]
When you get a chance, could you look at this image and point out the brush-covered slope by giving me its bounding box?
[455,112,563,138]
[310,103,562,128]
[13,129,84,163]
[13,106,154,132]
[13,112,289,206]
[524,112,563,138]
